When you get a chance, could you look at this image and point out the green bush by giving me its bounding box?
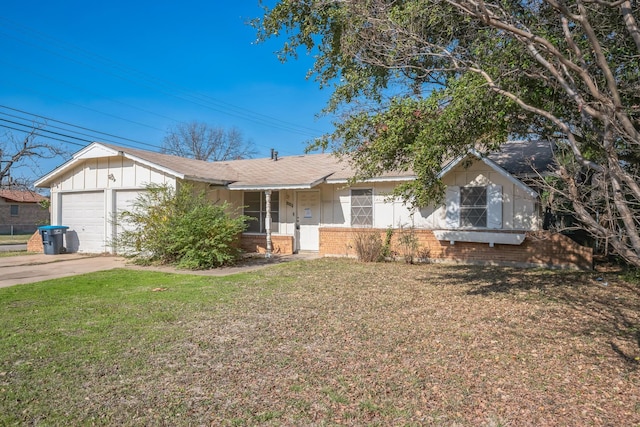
[115,183,248,269]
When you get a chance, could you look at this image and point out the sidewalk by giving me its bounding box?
[0,252,319,288]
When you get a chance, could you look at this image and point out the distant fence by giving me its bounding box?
[0,224,41,235]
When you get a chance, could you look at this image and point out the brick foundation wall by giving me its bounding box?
[27,230,43,253]
[240,234,294,255]
[319,228,593,270]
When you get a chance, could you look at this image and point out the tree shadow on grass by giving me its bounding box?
[416,265,640,367]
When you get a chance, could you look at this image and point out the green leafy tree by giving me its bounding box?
[257,0,640,266]
[115,183,249,269]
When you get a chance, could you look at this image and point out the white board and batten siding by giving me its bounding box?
[50,156,176,253]
[318,158,538,233]
[320,182,424,229]
[437,163,538,231]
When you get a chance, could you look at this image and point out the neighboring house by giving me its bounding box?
[0,189,49,234]
[34,141,592,269]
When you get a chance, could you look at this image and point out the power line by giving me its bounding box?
[0,78,168,134]
[0,105,317,159]
[0,105,163,150]
[0,60,318,155]
[0,123,86,147]
[0,58,176,133]
[0,16,327,139]
[0,117,93,144]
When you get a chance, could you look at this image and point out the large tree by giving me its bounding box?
[162,121,256,161]
[257,0,640,266]
[1,126,66,188]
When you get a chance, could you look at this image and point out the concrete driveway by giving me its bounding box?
[0,252,319,288]
[0,254,127,288]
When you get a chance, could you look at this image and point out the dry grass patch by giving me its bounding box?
[1,259,639,426]
[163,259,640,425]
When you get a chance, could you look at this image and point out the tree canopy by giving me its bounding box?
[257,0,640,266]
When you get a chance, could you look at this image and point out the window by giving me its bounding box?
[445,185,502,229]
[351,188,373,226]
[460,186,487,227]
[244,191,279,233]
[10,205,19,217]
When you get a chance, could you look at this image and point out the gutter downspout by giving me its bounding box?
[265,190,272,258]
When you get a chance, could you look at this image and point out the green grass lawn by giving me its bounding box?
[1,259,639,426]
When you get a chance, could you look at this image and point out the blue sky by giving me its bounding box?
[0,1,334,183]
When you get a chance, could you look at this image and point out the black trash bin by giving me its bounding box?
[38,226,69,255]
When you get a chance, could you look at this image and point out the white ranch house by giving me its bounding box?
[34,141,592,269]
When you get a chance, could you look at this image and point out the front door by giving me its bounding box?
[296,191,320,251]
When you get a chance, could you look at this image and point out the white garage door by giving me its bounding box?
[113,190,143,251]
[61,191,105,253]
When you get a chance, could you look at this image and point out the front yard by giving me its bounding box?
[1,259,639,425]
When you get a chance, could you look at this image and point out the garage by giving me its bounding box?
[60,191,106,253]
[34,142,210,254]
[114,190,143,234]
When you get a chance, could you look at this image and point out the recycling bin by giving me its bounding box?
[38,225,69,255]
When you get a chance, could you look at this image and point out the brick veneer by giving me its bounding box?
[28,231,295,256]
[27,230,43,253]
[240,234,294,255]
[319,228,593,270]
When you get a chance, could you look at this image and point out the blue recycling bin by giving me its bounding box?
[38,225,69,255]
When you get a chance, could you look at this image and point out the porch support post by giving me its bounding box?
[265,190,272,258]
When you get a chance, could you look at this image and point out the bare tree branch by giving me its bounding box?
[161,121,257,161]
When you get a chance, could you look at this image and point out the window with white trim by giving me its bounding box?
[244,191,279,233]
[445,184,502,229]
[460,186,487,227]
[351,188,373,226]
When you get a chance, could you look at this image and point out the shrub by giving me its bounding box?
[352,230,384,262]
[397,224,420,264]
[381,227,394,260]
[115,183,248,269]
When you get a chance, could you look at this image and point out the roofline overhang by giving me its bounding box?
[325,175,416,184]
[35,142,124,187]
[228,183,318,191]
[438,149,538,198]
[182,176,234,185]
[34,157,86,188]
[228,175,331,191]
[34,142,194,188]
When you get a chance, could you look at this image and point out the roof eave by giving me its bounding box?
[227,175,332,191]
[325,175,416,184]
[228,183,317,191]
[35,157,83,188]
[183,176,234,185]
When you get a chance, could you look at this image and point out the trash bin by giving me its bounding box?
[38,225,69,255]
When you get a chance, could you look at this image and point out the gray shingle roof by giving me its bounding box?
[41,140,554,189]
[100,143,240,183]
[487,140,554,176]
